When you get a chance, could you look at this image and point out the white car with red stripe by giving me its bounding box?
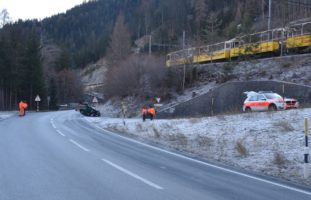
[243,91,285,112]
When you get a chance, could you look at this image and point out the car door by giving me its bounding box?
[248,95,260,111]
[257,94,268,111]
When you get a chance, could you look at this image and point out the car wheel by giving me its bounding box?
[268,104,277,111]
[245,107,251,112]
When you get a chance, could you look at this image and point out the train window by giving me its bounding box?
[225,42,231,49]
[302,23,311,34]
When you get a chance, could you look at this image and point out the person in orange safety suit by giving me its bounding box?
[148,106,156,120]
[141,106,148,122]
[19,100,28,116]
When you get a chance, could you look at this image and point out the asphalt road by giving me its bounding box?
[0,111,311,200]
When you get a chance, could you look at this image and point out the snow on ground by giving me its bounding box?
[86,108,311,186]
[0,112,16,120]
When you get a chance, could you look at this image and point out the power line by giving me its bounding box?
[287,0,311,8]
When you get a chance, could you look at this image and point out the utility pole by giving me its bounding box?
[182,30,186,49]
[268,0,272,31]
[182,30,186,91]
[149,35,152,55]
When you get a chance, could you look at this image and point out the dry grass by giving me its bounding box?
[152,127,161,139]
[136,123,142,131]
[167,133,188,146]
[235,141,248,157]
[189,118,202,124]
[273,152,287,167]
[215,115,226,121]
[196,135,213,147]
[272,121,294,132]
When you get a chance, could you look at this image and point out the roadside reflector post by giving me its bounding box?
[304,117,309,179]
[211,97,214,116]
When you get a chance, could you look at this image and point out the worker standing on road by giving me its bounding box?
[19,100,28,117]
[148,105,156,120]
[142,106,148,121]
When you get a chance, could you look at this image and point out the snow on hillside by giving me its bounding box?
[86,108,311,186]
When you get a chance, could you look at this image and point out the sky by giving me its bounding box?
[0,0,85,21]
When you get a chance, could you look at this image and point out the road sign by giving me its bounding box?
[92,96,98,103]
[35,95,41,102]
[154,103,163,107]
[47,96,51,110]
[156,97,161,103]
[35,95,41,112]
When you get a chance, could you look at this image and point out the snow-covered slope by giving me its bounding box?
[86,108,311,186]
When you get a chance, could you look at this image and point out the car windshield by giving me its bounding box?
[264,93,282,99]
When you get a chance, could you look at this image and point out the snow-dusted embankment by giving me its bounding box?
[86,109,311,186]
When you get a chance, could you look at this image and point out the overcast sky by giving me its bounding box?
[0,0,85,21]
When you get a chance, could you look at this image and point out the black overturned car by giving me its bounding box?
[79,104,101,117]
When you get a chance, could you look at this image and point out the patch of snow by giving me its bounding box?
[85,108,311,186]
[0,112,16,120]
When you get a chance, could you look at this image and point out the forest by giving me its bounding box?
[0,0,311,110]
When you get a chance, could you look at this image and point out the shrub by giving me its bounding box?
[152,127,161,139]
[235,141,248,157]
[104,55,168,99]
[196,135,213,147]
[273,152,287,167]
[272,121,294,132]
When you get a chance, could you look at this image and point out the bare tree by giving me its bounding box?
[107,13,132,65]
[202,12,222,43]
[193,0,208,41]
[0,9,11,28]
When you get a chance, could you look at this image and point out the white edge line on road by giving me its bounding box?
[69,139,90,152]
[56,129,66,137]
[87,121,311,196]
[101,158,163,190]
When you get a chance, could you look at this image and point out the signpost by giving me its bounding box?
[154,97,163,107]
[47,96,51,110]
[121,101,126,125]
[35,95,41,112]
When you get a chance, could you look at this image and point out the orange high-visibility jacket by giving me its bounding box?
[148,107,156,116]
[19,101,28,110]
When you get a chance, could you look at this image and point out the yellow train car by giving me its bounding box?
[165,21,311,67]
[166,48,196,67]
[286,34,311,49]
[286,21,311,50]
[237,41,280,55]
[196,50,230,62]
[195,42,231,63]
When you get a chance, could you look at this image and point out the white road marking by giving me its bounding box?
[101,158,163,190]
[69,139,90,152]
[56,129,66,137]
[88,122,311,196]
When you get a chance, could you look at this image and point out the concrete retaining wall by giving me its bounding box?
[158,81,311,118]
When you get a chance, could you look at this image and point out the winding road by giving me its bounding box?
[0,111,310,200]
